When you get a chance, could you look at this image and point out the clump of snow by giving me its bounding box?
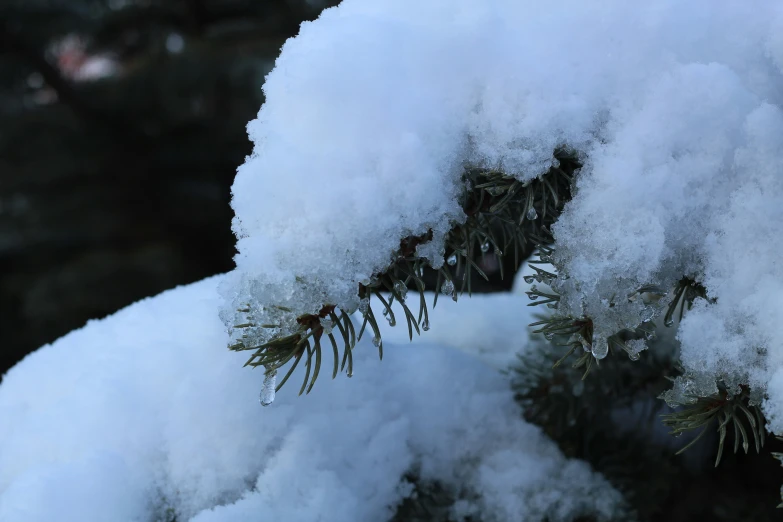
[225,0,783,430]
[0,276,623,522]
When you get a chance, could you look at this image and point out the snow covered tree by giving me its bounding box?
[2,1,783,521]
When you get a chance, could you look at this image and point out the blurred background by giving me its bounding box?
[0,0,345,375]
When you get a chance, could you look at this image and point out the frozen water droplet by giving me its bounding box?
[591,340,609,360]
[526,207,538,221]
[382,307,389,317]
[639,306,656,322]
[358,297,370,316]
[441,279,455,296]
[664,317,674,327]
[319,317,333,335]
[347,369,353,378]
[372,336,382,348]
[486,186,505,196]
[260,369,277,407]
[447,254,457,266]
[546,302,558,309]
[481,241,490,253]
[551,157,560,168]
[544,331,555,341]
[527,292,539,301]
[494,247,503,256]
[644,330,655,341]
[628,351,640,361]
[524,275,535,284]
[393,280,408,299]
[386,314,396,327]
[422,318,430,331]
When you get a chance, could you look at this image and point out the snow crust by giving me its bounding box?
[227,0,783,430]
[0,276,622,522]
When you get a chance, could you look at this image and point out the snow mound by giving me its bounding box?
[0,276,622,522]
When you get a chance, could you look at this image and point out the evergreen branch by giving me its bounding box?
[660,385,766,467]
[230,148,582,395]
[662,276,709,327]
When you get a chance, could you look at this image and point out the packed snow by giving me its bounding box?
[226,0,783,431]
[0,276,623,521]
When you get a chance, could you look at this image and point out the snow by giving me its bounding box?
[225,0,783,431]
[0,276,623,522]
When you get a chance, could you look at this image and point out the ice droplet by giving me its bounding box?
[526,207,538,221]
[386,314,396,327]
[422,318,430,331]
[628,351,640,361]
[358,297,370,316]
[447,254,457,266]
[372,336,382,348]
[639,306,656,322]
[481,241,490,253]
[260,369,277,407]
[486,186,505,196]
[524,275,535,284]
[441,279,455,296]
[664,317,674,327]
[393,280,408,299]
[319,317,333,335]
[591,339,609,360]
[544,331,555,341]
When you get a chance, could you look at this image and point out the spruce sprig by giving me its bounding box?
[661,385,766,467]
[230,148,582,395]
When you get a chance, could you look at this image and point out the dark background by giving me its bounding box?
[0,0,344,375]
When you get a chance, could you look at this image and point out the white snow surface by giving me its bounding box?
[227,0,783,431]
[0,276,623,522]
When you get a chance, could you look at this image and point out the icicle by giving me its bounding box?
[591,337,609,360]
[319,317,333,335]
[441,279,455,296]
[393,280,408,300]
[259,368,277,407]
[358,297,370,316]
